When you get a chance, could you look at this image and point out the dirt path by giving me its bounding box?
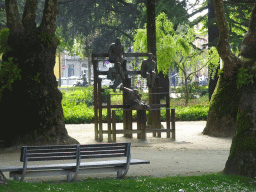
[0,121,232,182]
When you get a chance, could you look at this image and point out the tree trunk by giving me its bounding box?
[209,0,256,178]
[224,82,256,178]
[0,0,78,147]
[208,0,220,101]
[203,64,240,137]
[203,0,241,137]
[184,76,189,106]
[223,2,256,178]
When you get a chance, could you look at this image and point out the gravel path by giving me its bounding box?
[0,121,232,182]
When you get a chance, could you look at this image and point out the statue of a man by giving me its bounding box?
[123,87,149,110]
[107,38,125,92]
[141,53,157,88]
[108,37,124,64]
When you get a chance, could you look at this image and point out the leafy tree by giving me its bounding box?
[208,0,256,178]
[0,0,78,147]
[134,12,219,106]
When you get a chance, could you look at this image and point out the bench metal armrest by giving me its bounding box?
[21,147,27,181]
[117,143,131,178]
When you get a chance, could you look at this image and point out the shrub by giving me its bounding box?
[61,87,210,123]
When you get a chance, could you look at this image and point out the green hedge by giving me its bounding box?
[63,105,209,124]
[61,86,209,124]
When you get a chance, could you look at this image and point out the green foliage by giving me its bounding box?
[0,28,11,55]
[0,57,21,102]
[175,85,208,100]
[29,72,40,83]
[133,12,219,105]
[237,68,255,89]
[1,173,256,191]
[61,87,210,123]
[37,31,55,47]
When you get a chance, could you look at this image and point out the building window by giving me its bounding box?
[68,64,74,77]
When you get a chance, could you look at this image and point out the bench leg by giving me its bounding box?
[13,175,19,181]
[117,169,128,179]
[67,172,73,182]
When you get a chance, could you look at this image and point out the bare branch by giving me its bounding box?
[5,0,22,31]
[40,0,58,35]
[22,0,38,31]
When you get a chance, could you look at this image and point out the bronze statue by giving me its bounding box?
[141,53,157,88]
[123,87,149,110]
[107,38,125,92]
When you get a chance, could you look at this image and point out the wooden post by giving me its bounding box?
[93,59,99,141]
[137,110,142,139]
[123,78,132,138]
[157,88,161,138]
[107,94,112,142]
[112,110,116,142]
[166,93,170,138]
[171,108,176,141]
[141,109,147,141]
[98,79,103,142]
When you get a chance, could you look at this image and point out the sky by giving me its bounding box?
[186,0,208,21]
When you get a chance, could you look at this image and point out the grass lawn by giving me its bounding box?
[1,173,256,192]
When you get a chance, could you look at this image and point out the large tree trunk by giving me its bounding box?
[203,0,241,137]
[203,62,241,137]
[209,0,256,178]
[224,82,256,178]
[0,0,78,147]
[208,0,219,101]
[224,2,256,178]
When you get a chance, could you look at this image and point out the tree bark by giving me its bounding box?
[0,0,78,146]
[203,0,241,137]
[224,3,256,178]
[208,0,219,101]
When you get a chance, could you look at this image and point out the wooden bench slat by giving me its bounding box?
[80,146,127,151]
[80,143,128,148]
[27,151,77,158]
[27,155,77,161]
[80,154,125,159]
[80,149,126,155]
[24,145,78,150]
[27,148,77,153]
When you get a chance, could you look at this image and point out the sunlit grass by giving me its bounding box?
[1,173,256,192]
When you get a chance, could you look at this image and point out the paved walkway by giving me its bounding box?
[0,121,232,182]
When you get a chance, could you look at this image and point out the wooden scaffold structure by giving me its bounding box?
[92,52,176,143]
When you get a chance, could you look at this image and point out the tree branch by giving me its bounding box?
[22,0,38,31]
[116,0,128,6]
[5,0,22,31]
[187,5,208,20]
[187,53,217,79]
[40,0,58,35]
[213,0,232,59]
[239,3,256,58]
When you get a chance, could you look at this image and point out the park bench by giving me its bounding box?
[0,142,150,182]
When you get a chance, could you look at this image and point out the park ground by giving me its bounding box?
[0,121,232,182]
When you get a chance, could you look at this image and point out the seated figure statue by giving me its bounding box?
[141,53,157,88]
[123,87,149,110]
[107,38,125,92]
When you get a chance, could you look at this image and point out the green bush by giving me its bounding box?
[61,86,210,124]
